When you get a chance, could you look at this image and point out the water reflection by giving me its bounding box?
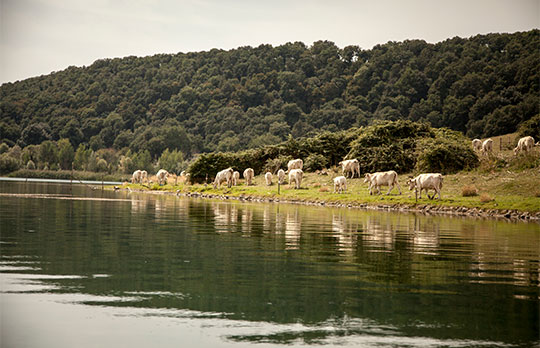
[1,182,539,348]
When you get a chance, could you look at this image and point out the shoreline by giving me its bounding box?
[121,187,540,223]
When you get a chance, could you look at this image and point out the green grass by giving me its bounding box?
[126,167,540,213]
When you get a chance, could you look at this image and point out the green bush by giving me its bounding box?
[0,154,20,174]
[416,135,479,174]
[304,153,329,171]
[264,155,292,174]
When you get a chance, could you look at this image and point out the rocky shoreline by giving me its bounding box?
[121,187,540,223]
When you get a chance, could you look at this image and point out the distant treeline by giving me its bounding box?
[1,30,538,161]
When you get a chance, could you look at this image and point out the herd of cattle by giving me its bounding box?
[472,135,538,156]
[130,136,536,201]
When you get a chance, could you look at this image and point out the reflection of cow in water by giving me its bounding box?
[284,209,302,250]
[363,215,396,251]
[212,203,238,232]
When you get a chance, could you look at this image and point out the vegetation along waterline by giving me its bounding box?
[121,165,540,221]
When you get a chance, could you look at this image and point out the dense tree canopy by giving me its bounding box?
[0,30,538,159]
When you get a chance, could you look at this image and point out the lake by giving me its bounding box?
[1,181,538,348]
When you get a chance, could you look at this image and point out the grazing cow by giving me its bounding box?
[140,170,148,184]
[472,139,482,152]
[265,172,273,186]
[514,136,535,155]
[407,173,443,200]
[277,169,286,185]
[232,171,240,186]
[333,176,347,193]
[339,159,361,178]
[243,168,255,186]
[131,170,142,184]
[288,169,303,189]
[363,170,402,195]
[287,159,303,172]
[481,138,493,156]
[156,169,169,186]
[213,168,234,189]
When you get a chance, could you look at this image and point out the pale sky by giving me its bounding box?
[1,0,538,84]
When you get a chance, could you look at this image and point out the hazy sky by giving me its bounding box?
[1,0,538,84]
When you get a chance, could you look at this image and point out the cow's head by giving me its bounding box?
[363,173,371,183]
[406,178,416,191]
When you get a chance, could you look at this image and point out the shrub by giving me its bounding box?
[264,155,291,174]
[416,135,479,174]
[304,153,329,171]
[479,193,494,203]
[0,154,20,174]
[461,185,478,197]
[96,158,109,173]
[509,152,540,170]
[0,143,9,155]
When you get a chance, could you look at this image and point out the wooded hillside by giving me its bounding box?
[1,30,538,158]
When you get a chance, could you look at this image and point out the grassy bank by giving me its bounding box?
[126,167,540,214]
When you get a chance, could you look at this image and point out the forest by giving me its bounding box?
[0,30,538,174]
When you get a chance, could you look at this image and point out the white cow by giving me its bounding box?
[339,159,360,178]
[472,139,482,152]
[156,169,169,186]
[232,171,240,186]
[213,168,234,189]
[277,169,286,184]
[514,136,535,155]
[363,170,402,195]
[407,173,443,200]
[289,169,303,189]
[481,138,493,156]
[140,170,148,184]
[287,159,303,172]
[265,172,273,186]
[243,168,254,186]
[131,170,142,184]
[333,176,347,193]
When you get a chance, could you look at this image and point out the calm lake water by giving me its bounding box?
[1,182,539,348]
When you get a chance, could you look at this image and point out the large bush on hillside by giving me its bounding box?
[346,120,433,173]
[416,130,479,174]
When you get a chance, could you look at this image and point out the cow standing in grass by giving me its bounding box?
[213,168,234,189]
[364,171,402,195]
[407,173,443,200]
